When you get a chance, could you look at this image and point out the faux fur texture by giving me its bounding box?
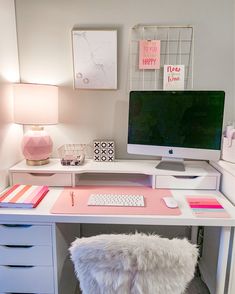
[69,233,198,294]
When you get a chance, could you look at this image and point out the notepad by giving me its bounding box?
[186,197,230,218]
[0,184,49,208]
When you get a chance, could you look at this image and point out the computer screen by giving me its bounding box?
[127,90,225,171]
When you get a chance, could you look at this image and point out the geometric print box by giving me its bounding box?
[93,140,115,162]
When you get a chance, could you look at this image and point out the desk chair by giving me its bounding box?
[69,233,198,294]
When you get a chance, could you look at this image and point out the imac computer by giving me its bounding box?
[127,90,225,171]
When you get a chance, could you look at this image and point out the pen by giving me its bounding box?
[70,191,75,206]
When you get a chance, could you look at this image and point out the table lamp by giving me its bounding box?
[13,83,58,166]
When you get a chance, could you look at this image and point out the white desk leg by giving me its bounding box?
[191,226,198,244]
[216,226,231,294]
[227,228,235,294]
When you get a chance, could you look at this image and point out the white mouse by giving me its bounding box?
[162,197,178,208]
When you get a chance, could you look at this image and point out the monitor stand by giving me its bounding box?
[156,157,185,172]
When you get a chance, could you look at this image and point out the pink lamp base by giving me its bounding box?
[22,129,53,166]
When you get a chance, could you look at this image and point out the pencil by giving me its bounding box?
[70,191,75,206]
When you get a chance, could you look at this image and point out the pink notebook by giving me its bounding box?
[51,186,181,216]
[186,196,230,218]
[0,184,49,208]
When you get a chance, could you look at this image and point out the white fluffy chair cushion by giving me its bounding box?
[69,233,198,294]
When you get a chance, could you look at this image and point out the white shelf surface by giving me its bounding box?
[10,158,219,176]
[0,187,234,227]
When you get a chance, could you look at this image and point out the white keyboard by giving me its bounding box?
[87,193,145,207]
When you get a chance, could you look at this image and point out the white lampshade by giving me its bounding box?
[13,83,58,166]
[13,83,58,125]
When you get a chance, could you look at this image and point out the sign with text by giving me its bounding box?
[163,65,185,90]
[139,40,161,69]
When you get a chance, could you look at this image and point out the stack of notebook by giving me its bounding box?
[0,184,49,208]
[186,197,230,218]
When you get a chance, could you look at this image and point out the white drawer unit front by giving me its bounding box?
[0,224,52,245]
[220,169,235,205]
[0,245,53,266]
[0,265,54,293]
[155,175,218,189]
[11,172,72,186]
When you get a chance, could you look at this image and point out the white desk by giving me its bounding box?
[0,159,234,294]
[210,160,235,294]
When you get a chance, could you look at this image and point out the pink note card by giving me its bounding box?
[190,205,223,209]
[188,198,223,209]
[139,40,161,69]
[187,197,220,203]
[51,186,181,216]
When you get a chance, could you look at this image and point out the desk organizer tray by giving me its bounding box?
[51,186,181,215]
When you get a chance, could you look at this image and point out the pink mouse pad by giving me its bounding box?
[50,186,181,216]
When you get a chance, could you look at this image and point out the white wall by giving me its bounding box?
[233,0,235,123]
[0,0,23,191]
[15,0,235,159]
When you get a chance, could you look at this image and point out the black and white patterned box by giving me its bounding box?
[93,140,115,162]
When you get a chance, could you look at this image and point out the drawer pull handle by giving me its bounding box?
[2,224,32,228]
[173,176,199,179]
[5,265,34,268]
[4,245,33,248]
[29,173,55,177]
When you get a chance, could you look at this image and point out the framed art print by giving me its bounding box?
[72,30,117,89]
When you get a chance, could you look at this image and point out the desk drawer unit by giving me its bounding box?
[155,175,218,189]
[11,171,72,186]
[219,168,235,205]
[0,244,53,266]
[0,224,52,245]
[0,224,54,294]
[0,265,54,293]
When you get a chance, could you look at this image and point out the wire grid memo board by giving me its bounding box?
[129,25,194,90]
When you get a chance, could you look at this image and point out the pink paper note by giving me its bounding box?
[139,40,161,69]
[190,205,223,209]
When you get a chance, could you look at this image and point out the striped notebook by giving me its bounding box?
[0,184,49,208]
[186,197,230,218]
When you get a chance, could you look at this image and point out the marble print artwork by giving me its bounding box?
[72,30,117,89]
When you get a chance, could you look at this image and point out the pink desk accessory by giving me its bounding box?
[186,197,230,218]
[0,184,49,208]
[50,186,181,216]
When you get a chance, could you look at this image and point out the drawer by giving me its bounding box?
[155,175,218,189]
[11,172,72,186]
[0,224,52,245]
[220,170,235,205]
[0,265,54,293]
[0,245,53,266]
